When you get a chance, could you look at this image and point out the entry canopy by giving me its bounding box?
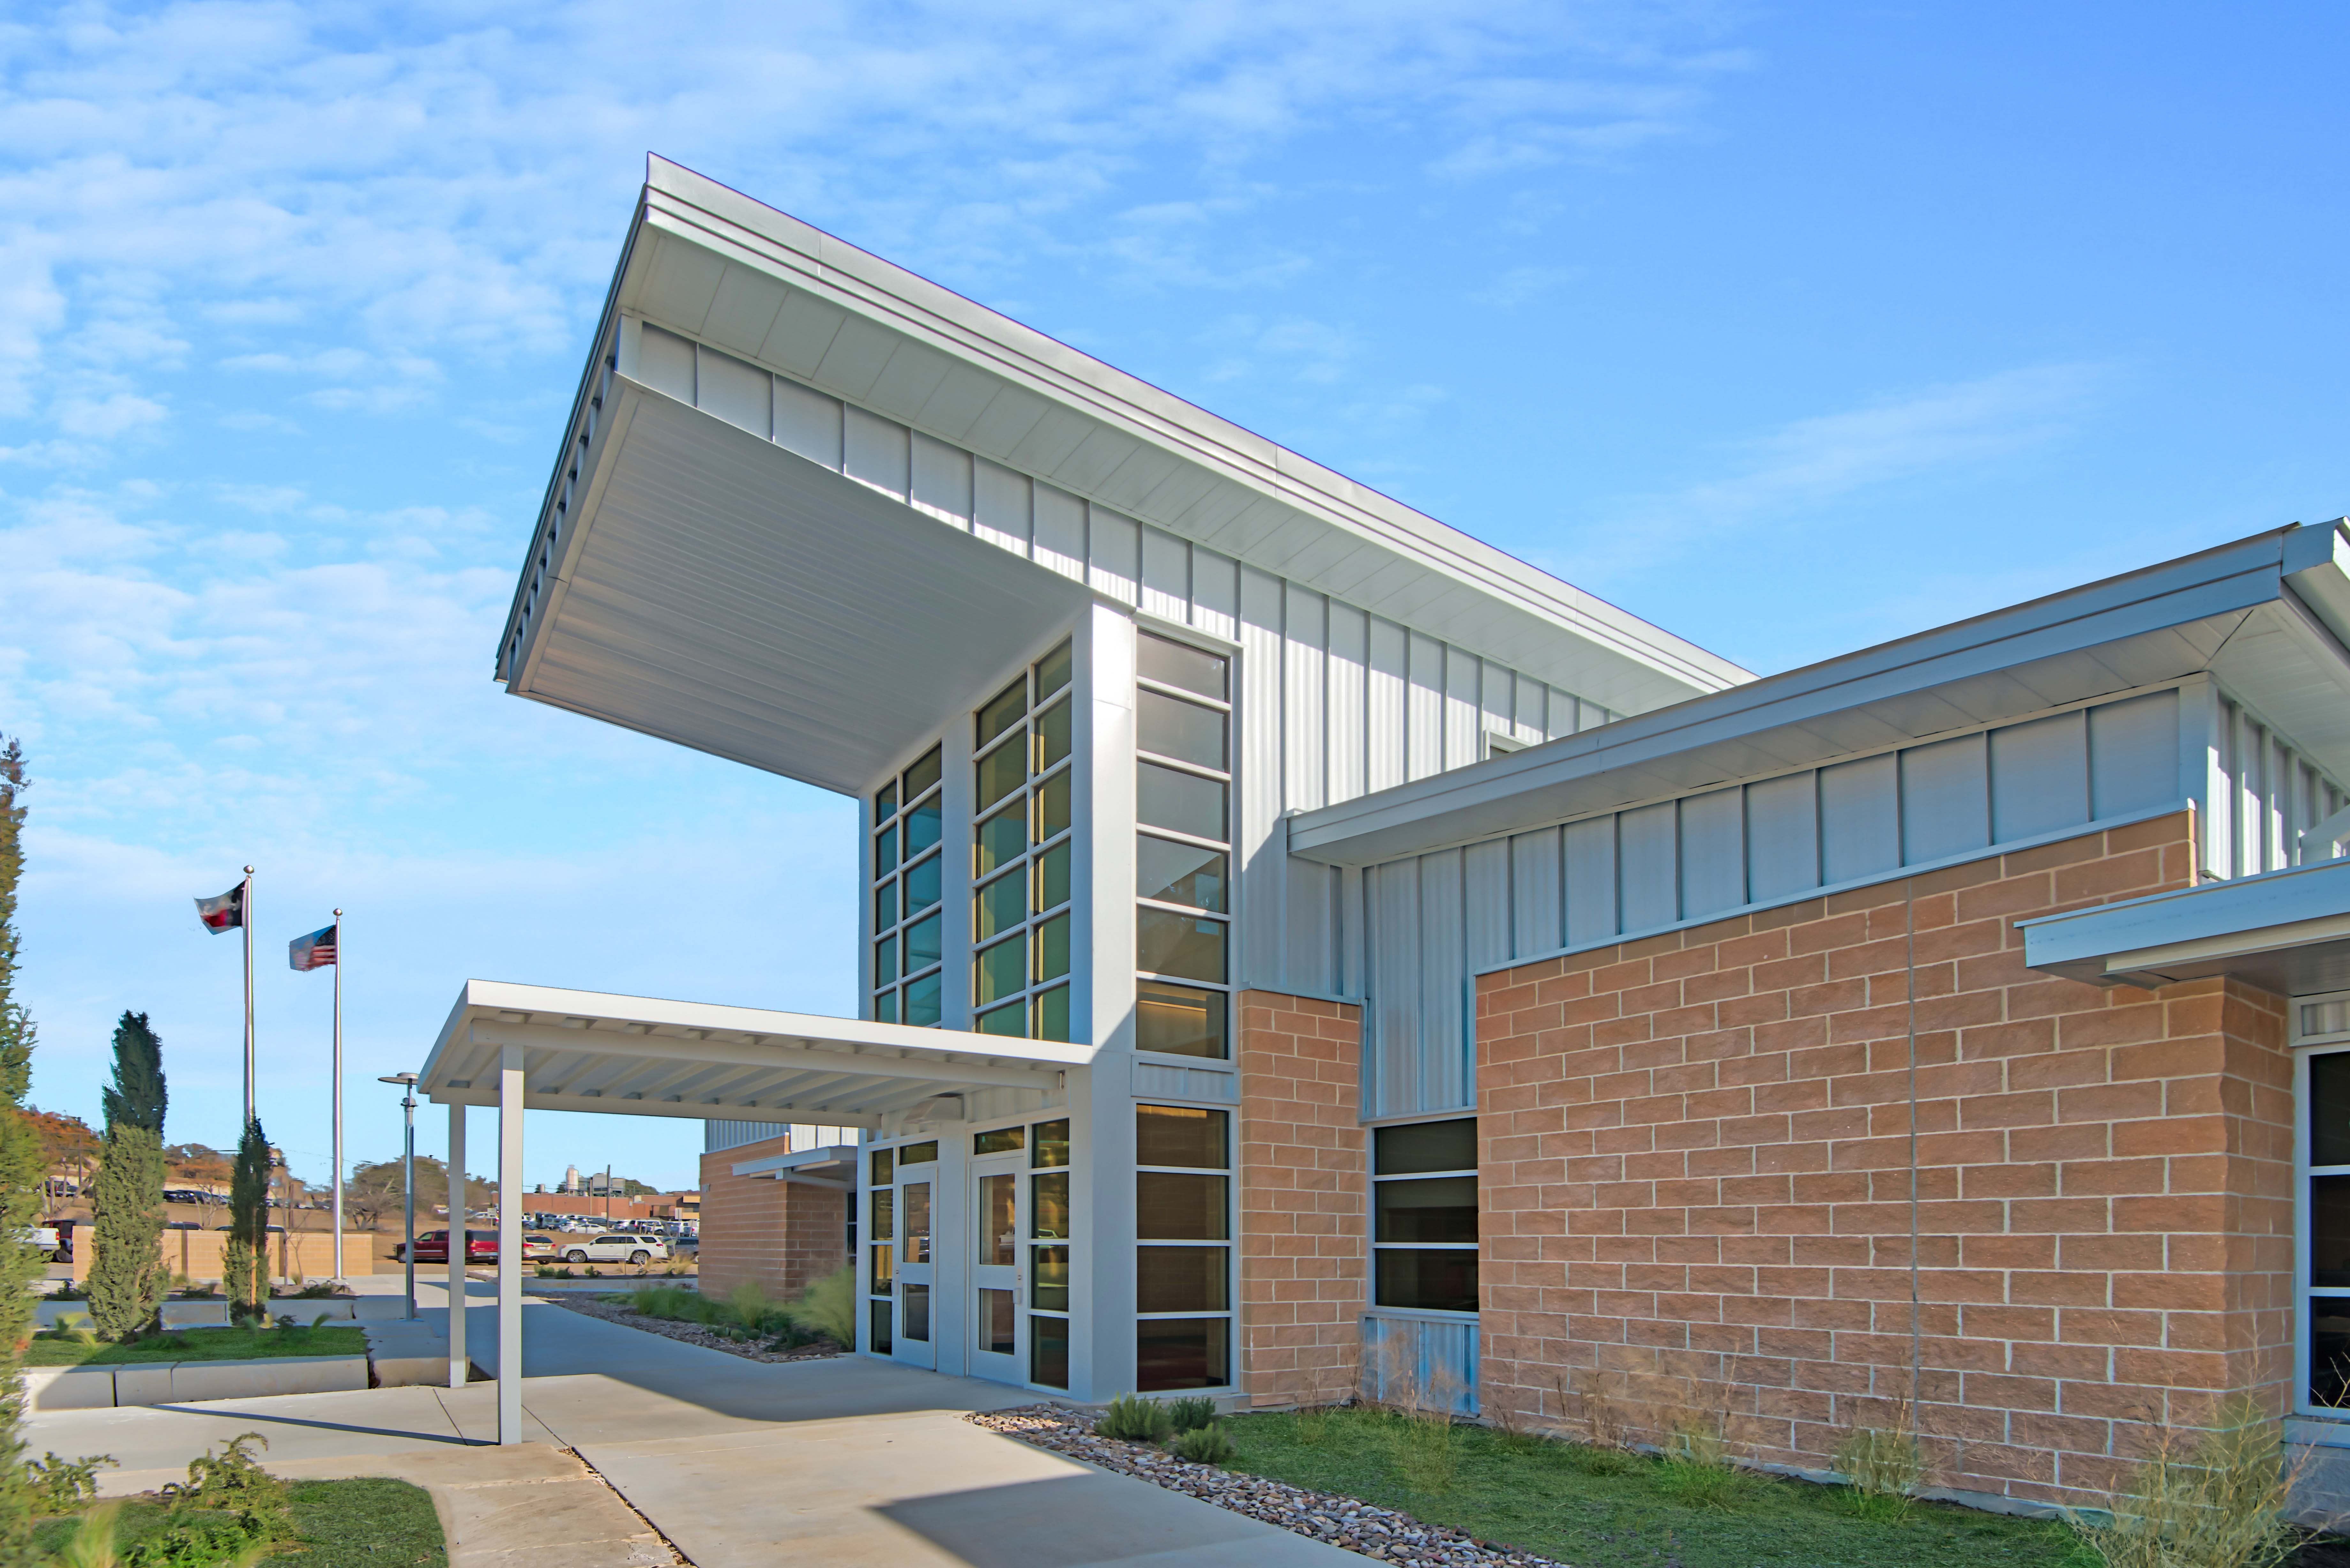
[2021,856,2350,992]
[419,981,1094,1127]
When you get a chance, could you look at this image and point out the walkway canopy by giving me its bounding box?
[415,980,1095,1443]
[2021,853,2350,993]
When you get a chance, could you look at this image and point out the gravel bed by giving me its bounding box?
[968,1405,1570,1568]
[538,1292,842,1363]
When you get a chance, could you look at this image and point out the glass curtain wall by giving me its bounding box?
[871,747,945,1026]
[1135,1103,1232,1389]
[1134,632,1232,1059]
[973,639,1077,1041]
[1030,1117,1072,1388]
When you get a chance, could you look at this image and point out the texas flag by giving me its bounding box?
[193,884,244,934]
[288,923,338,972]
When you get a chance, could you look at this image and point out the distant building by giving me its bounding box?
[421,155,2350,1513]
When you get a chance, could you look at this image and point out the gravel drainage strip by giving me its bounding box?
[967,1405,1569,1568]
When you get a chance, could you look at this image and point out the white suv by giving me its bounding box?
[557,1233,669,1265]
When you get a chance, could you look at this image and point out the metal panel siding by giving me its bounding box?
[909,432,972,528]
[1902,733,1991,865]
[1032,483,1086,581]
[1463,841,1512,973]
[1327,602,1370,806]
[1190,547,1238,641]
[971,457,1032,555]
[1745,771,1820,903]
[772,376,843,468]
[695,346,771,437]
[1366,862,1421,1121]
[1414,850,1469,1113]
[1563,816,1618,946]
[1443,648,1481,772]
[1088,506,1141,605]
[1480,661,1515,752]
[1990,711,2088,842]
[638,324,698,402]
[1510,827,1563,958]
[1678,788,1745,919]
[1361,1315,1479,1415]
[1285,584,1329,812]
[1618,802,1678,931]
[704,1119,792,1153]
[1238,565,1288,990]
[842,405,910,499]
[1140,525,1189,623]
[2088,688,2180,818]
[1368,619,1408,795]
[1820,753,1901,885]
[1406,632,1444,783]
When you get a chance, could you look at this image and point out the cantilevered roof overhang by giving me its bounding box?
[1289,522,2350,866]
[2020,856,2350,993]
[494,156,1750,794]
[419,981,1093,1127]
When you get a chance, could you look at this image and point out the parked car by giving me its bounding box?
[16,1226,58,1261]
[394,1229,498,1264]
[521,1233,557,1261]
[555,1233,668,1265]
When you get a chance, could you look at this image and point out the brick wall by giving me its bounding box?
[1237,990,1368,1408]
[696,1134,849,1304]
[1474,812,2294,1509]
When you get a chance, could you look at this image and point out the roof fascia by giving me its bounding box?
[2019,856,2350,986]
[1288,526,2313,867]
[624,156,1748,711]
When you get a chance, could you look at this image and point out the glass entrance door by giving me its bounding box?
[972,1153,1025,1381]
[891,1144,937,1370]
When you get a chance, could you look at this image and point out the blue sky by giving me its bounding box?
[2,2,2344,1191]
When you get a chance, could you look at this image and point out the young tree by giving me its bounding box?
[224,1117,271,1317]
[25,1110,99,1215]
[87,1012,168,1339]
[0,737,53,1555]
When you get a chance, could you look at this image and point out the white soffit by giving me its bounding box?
[607,156,1748,715]
[1289,523,2350,866]
[420,981,1093,1128]
[507,380,1091,794]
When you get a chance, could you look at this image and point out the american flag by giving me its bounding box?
[194,884,244,933]
[288,923,338,972]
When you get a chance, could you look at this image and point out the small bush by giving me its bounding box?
[1098,1393,1176,1443]
[27,1450,117,1513]
[2070,1395,2294,1568]
[163,1430,292,1542]
[1163,1396,1218,1434]
[1171,1423,1237,1465]
[1656,1420,1753,1511]
[786,1265,856,1347]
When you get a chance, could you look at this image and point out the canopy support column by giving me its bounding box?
[496,1046,524,1445]
[447,1103,466,1390]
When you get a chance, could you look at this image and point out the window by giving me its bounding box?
[2301,995,2350,1411]
[972,639,1076,1042]
[1372,1118,1478,1315]
[1135,632,1232,1059]
[1135,1104,1231,1389]
[1029,1117,1073,1388]
[871,746,945,1027]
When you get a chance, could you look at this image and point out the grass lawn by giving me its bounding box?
[1221,1409,2083,1568]
[31,1478,444,1567]
[27,1323,369,1366]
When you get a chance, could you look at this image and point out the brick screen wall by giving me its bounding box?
[1474,812,2294,1509]
[1238,990,1367,1409]
[696,1134,850,1304]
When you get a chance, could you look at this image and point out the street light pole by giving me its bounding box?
[380,1074,418,1321]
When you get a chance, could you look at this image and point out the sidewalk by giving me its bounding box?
[27,1278,1353,1568]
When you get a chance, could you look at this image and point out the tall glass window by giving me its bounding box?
[1135,1103,1231,1390]
[1135,632,1231,1059]
[2301,993,2350,1411]
[971,638,1076,1042]
[1372,1118,1478,1315]
[1029,1117,1073,1389]
[871,746,945,1027]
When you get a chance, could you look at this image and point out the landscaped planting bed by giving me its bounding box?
[27,1323,368,1366]
[539,1290,842,1363]
[974,1404,2087,1568]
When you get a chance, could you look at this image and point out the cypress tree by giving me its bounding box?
[0,740,52,1557]
[87,1013,168,1340]
[224,1117,271,1319]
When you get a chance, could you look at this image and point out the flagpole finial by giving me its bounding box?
[243,864,255,876]
[334,908,343,918]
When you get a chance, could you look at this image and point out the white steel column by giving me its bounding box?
[496,1047,525,1445]
[447,1102,467,1390]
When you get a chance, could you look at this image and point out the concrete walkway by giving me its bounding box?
[27,1279,1353,1568]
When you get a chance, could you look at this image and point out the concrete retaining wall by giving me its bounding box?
[25,1354,368,1410]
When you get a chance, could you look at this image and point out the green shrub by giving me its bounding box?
[1163,1396,1218,1434]
[25,1451,116,1513]
[1171,1423,1237,1465]
[786,1265,856,1346]
[1097,1393,1176,1443]
[2070,1395,2294,1568]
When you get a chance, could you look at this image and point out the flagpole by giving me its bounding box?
[332,909,345,1285]
[241,865,255,1125]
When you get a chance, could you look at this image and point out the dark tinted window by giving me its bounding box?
[2317,1052,2350,1166]
[1375,1119,1476,1175]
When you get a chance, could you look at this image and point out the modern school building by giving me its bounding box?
[422,155,2350,1511]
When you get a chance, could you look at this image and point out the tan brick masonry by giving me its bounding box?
[695,1135,848,1307]
[1473,812,2293,1509]
[1238,990,1367,1409]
